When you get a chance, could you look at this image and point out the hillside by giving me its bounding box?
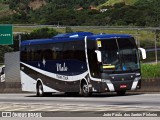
[0,0,47,19]
[0,1,10,19]
[1,0,136,13]
[7,0,107,11]
[0,0,160,27]
[98,0,138,8]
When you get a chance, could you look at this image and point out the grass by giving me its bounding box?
[13,27,65,33]
[141,63,160,79]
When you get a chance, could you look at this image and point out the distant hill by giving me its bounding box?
[0,0,160,27]
[8,0,107,11]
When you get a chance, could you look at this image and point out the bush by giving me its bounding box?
[21,27,59,40]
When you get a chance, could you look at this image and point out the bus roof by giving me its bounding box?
[21,32,132,46]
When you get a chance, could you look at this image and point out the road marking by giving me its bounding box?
[7,107,27,111]
[30,106,54,111]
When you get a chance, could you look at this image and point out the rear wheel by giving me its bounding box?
[117,91,126,96]
[36,82,44,97]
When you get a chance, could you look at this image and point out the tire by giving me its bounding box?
[81,81,92,97]
[36,82,44,97]
[117,91,126,96]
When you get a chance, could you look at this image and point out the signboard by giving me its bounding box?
[0,25,13,45]
[97,40,102,47]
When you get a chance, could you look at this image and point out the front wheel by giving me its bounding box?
[81,82,92,97]
[117,91,126,96]
[36,83,44,97]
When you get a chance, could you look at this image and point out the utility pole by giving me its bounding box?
[135,29,140,48]
[155,29,158,64]
[18,34,21,50]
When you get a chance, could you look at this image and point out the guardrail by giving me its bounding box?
[13,25,160,30]
[136,79,160,92]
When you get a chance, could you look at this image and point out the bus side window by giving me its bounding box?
[74,41,85,62]
[35,49,42,61]
[44,49,52,60]
[31,48,34,61]
[27,46,31,61]
[54,43,63,60]
[52,46,57,60]
[32,45,41,61]
[21,46,27,62]
[63,42,75,60]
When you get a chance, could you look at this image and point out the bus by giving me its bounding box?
[20,32,146,96]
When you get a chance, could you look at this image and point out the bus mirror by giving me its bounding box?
[95,50,102,62]
[138,48,146,59]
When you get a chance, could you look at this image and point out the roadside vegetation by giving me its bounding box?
[141,63,160,79]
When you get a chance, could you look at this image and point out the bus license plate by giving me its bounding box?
[120,85,127,88]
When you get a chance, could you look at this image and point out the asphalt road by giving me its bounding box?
[0,93,160,119]
[0,93,159,111]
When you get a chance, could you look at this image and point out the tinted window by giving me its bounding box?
[21,46,27,62]
[74,41,86,62]
[52,44,63,60]
[63,42,75,59]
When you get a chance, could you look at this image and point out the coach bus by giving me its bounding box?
[20,32,146,96]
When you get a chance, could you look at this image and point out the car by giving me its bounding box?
[0,65,5,82]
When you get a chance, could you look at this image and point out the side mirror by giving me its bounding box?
[95,50,102,62]
[138,48,146,59]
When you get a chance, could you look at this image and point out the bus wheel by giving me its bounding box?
[36,82,44,97]
[81,81,91,97]
[117,91,126,96]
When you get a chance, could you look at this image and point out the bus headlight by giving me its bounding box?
[135,77,141,81]
[102,79,111,83]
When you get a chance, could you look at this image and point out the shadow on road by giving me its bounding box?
[26,92,144,98]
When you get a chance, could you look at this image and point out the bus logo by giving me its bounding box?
[56,63,68,72]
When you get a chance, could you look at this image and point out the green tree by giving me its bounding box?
[20,27,59,40]
[11,28,59,51]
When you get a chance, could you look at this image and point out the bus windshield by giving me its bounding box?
[99,38,139,72]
